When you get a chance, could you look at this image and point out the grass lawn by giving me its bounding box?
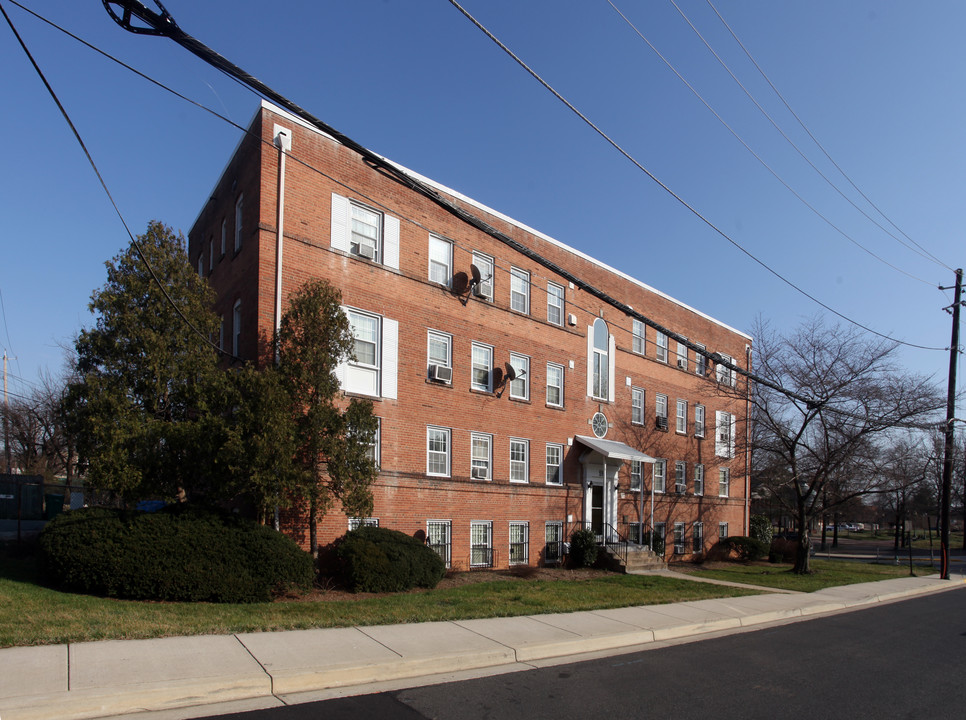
[0,556,760,648]
[679,558,933,593]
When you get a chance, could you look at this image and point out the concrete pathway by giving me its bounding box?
[1,573,963,720]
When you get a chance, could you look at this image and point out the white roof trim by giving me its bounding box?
[574,435,656,463]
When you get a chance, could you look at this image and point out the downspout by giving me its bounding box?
[744,343,752,535]
[273,124,291,532]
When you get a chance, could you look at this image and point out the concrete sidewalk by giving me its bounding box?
[2,573,963,720]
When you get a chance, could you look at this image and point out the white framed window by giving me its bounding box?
[693,522,704,553]
[347,310,380,396]
[427,330,452,384]
[220,217,227,256]
[716,353,736,387]
[630,460,643,491]
[546,443,563,485]
[654,522,667,547]
[591,318,609,401]
[695,405,706,438]
[471,342,493,392]
[676,341,688,370]
[427,426,451,477]
[509,353,530,400]
[675,461,687,494]
[546,362,564,407]
[350,201,381,262]
[656,331,668,363]
[676,399,688,434]
[510,267,530,314]
[234,193,244,252]
[471,433,492,481]
[197,254,204,277]
[331,193,400,269]
[472,251,494,300]
[510,438,529,483]
[715,411,736,458]
[427,520,452,568]
[470,521,493,568]
[719,467,730,497]
[628,522,643,545]
[348,517,379,531]
[673,522,686,554]
[545,521,564,565]
[428,234,453,286]
[653,459,666,494]
[655,393,668,431]
[632,387,644,425]
[694,464,704,496]
[547,282,564,325]
[632,319,645,355]
[695,342,707,376]
[232,299,241,357]
[719,522,729,540]
[365,417,381,468]
[509,522,529,565]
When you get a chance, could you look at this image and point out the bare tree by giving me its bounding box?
[751,316,944,573]
[1,370,77,483]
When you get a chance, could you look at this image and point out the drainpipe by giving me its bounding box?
[744,343,752,534]
[273,125,291,532]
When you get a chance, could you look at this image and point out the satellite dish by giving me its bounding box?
[504,362,516,383]
[470,264,482,287]
[491,366,504,388]
[451,271,469,295]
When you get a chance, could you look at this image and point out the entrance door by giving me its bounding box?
[591,484,604,539]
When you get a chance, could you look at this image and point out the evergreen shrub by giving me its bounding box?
[38,505,313,603]
[336,526,445,593]
[724,535,769,562]
[568,528,598,567]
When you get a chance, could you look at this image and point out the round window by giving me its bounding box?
[592,412,608,438]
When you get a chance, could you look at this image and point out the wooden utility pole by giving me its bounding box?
[939,269,963,580]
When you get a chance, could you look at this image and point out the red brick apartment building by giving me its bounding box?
[188,101,752,570]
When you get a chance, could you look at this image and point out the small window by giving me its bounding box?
[471,521,493,568]
[471,432,492,481]
[509,522,530,565]
[547,282,564,325]
[632,319,645,355]
[234,194,244,252]
[719,522,729,540]
[546,443,563,485]
[655,394,668,431]
[653,459,666,493]
[546,363,564,407]
[656,331,668,363]
[348,517,379,531]
[630,460,643,491]
[428,234,453,286]
[695,342,707,376]
[510,438,529,483]
[676,399,688,434]
[427,426,451,477]
[510,267,530,314]
[350,202,382,262]
[472,251,494,300]
[631,387,644,425]
[694,464,705,496]
[427,520,452,568]
[509,353,530,400]
[675,461,687,494]
[719,467,730,497]
[471,343,493,392]
[695,405,706,438]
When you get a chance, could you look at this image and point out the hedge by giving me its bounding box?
[336,526,445,593]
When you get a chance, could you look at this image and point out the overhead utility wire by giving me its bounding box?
[704,0,952,273]
[0,0,232,362]
[609,0,936,287]
[445,0,943,352]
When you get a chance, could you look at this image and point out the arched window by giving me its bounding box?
[592,318,608,400]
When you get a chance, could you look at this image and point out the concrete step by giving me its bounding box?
[604,545,667,573]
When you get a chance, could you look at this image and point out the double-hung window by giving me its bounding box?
[675,461,687,494]
[427,330,452,383]
[655,394,668,431]
[719,522,729,540]
[693,522,704,553]
[198,254,204,277]
[676,341,688,370]
[510,267,530,314]
[632,319,645,355]
[472,251,494,300]
[427,520,452,568]
[591,318,610,400]
[470,521,493,568]
[471,343,493,392]
[653,459,666,493]
[719,467,730,497]
[234,194,244,252]
[428,234,452,286]
[673,522,686,554]
[630,460,643,491]
[546,443,563,485]
[632,387,645,425]
[220,218,227,256]
[546,363,564,407]
[676,399,688,434]
[695,342,707,376]
[716,353,736,387]
[695,405,706,438]
[545,522,564,564]
[715,411,736,458]
[346,310,380,395]
[509,353,529,400]
[694,464,705,496]
[350,202,381,261]
[656,332,668,363]
[509,522,529,565]
[547,282,564,325]
[365,418,381,468]
[427,426,451,477]
[470,433,492,481]
[331,193,400,269]
[510,439,529,483]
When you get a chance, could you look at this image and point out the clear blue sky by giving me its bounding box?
[1,0,963,412]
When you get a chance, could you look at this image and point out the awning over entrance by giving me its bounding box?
[573,435,656,463]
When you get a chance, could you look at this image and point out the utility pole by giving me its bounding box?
[3,350,10,474]
[939,269,963,580]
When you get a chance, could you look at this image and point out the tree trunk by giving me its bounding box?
[309,496,318,560]
[793,502,811,574]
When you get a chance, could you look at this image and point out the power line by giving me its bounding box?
[445,0,945,352]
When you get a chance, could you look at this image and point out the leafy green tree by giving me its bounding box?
[277,280,379,556]
[65,221,223,503]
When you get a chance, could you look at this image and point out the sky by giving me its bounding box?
[1,0,964,415]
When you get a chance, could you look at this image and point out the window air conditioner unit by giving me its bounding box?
[656,416,668,430]
[471,466,488,480]
[568,313,578,326]
[473,283,489,298]
[428,364,453,383]
[356,243,375,260]
[677,358,687,369]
